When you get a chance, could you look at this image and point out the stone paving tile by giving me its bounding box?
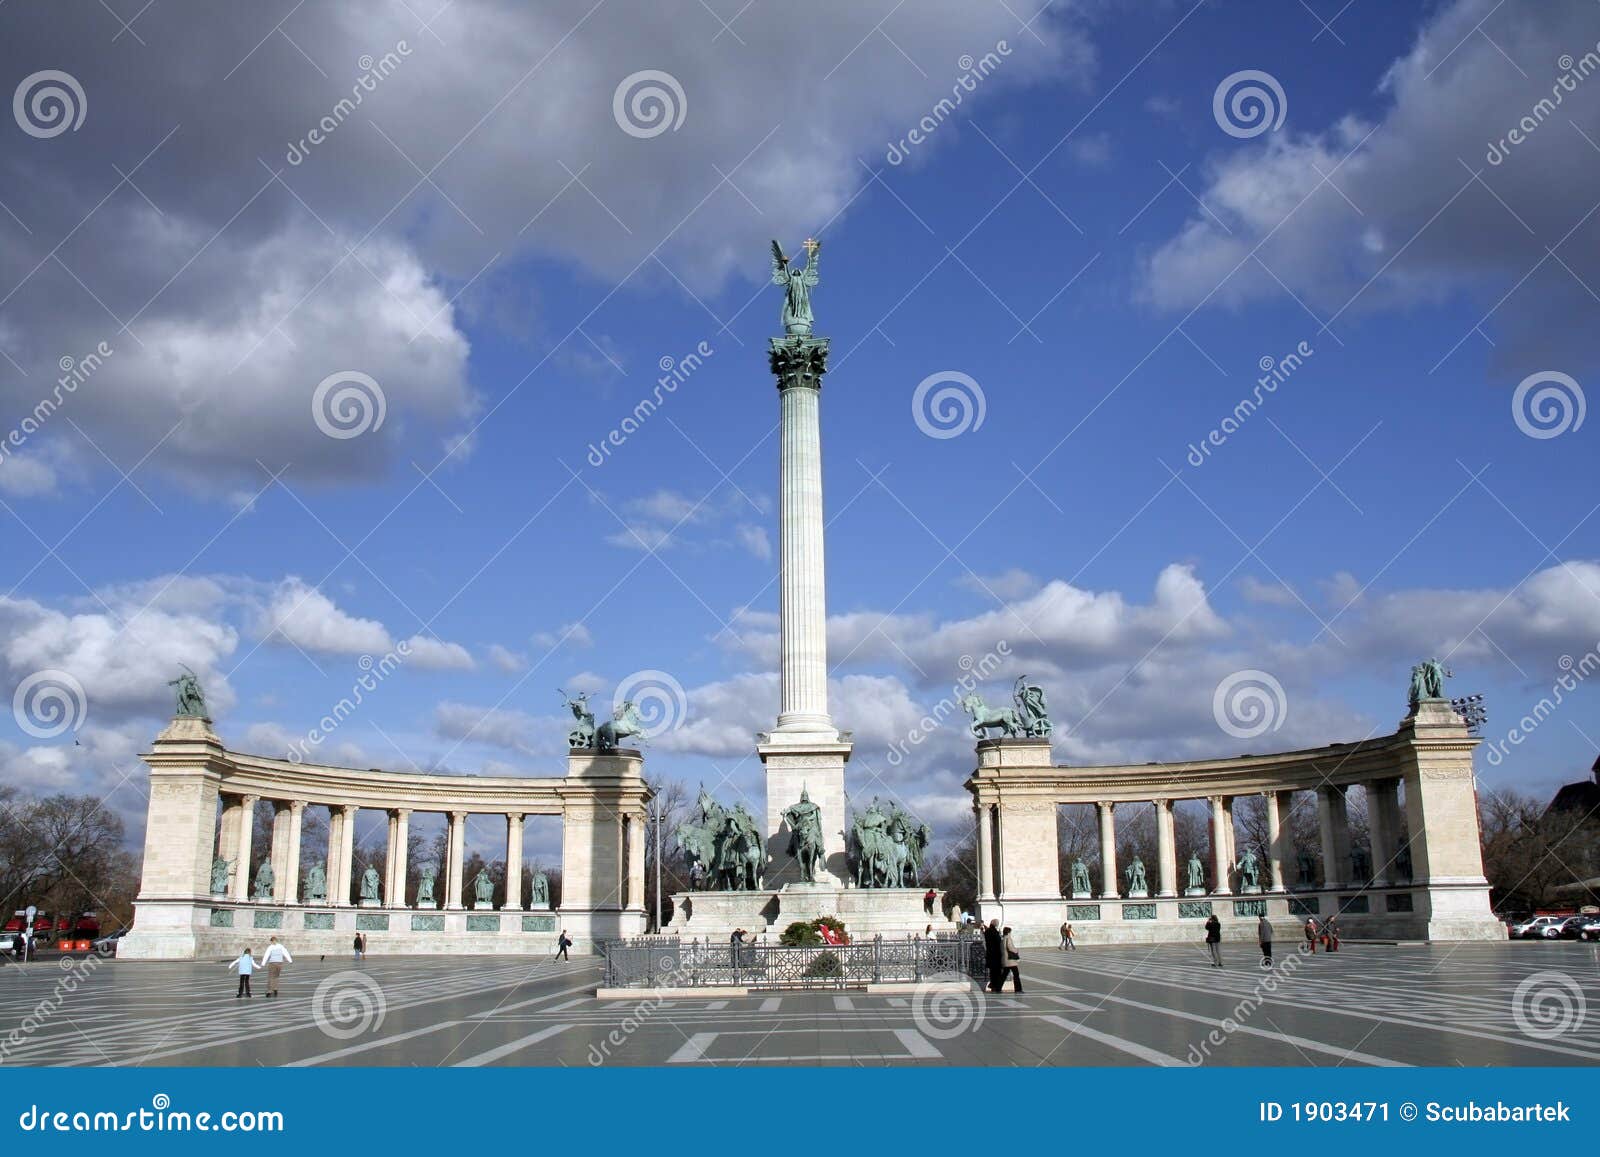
[0,943,1594,1067]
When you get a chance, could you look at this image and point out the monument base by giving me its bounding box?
[360,898,382,908]
[664,886,950,941]
[1070,889,1092,900]
[1185,887,1207,896]
[1125,888,1149,899]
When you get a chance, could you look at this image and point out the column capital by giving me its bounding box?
[339,802,358,817]
[392,806,412,820]
[506,811,525,825]
[450,809,468,823]
[768,334,830,391]
[239,793,261,806]
[289,799,308,815]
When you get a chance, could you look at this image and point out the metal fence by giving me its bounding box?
[602,933,985,990]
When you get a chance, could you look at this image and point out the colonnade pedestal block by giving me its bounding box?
[758,732,851,887]
[117,716,226,959]
[558,747,649,942]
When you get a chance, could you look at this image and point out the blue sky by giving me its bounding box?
[2,0,1598,860]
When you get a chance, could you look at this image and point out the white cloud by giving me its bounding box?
[487,644,527,674]
[532,622,594,650]
[736,524,772,561]
[955,568,1040,601]
[257,579,391,656]
[1137,0,1600,371]
[402,636,476,671]
[1239,575,1300,607]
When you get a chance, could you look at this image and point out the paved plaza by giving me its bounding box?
[0,942,1595,1068]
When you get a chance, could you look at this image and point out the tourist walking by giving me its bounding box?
[261,936,292,998]
[1324,917,1340,953]
[228,946,258,998]
[982,918,1005,992]
[555,929,572,961]
[1002,926,1023,992]
[352,932,365,962]
[1059,921,1076,950]
[1304,917,1318,954]
[1203,914,1223,968]
[1257,914,1273,967]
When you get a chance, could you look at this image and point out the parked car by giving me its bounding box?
[1510,915,1567,939]
[1574,917,1600,942]
[1555,915,1592,939]
[91,928,125,953]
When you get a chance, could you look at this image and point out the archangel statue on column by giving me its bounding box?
[771,237,820,334]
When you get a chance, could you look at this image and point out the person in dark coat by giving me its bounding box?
[1203,913,1223,968]
[1001,926,1023,992]
[982,918,1004,992]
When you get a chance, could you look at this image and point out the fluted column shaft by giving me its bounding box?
[976,806,995,901]
[1210,796,1232,895]
[1156,799,1177,897]
[230,795,258,900]
[775,381,831,731]
[1097,802,1117,897]
[505,813,524,910]
[446,811,467,909]
[1266,790,1289,891]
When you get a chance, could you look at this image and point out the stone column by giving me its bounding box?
[1366,780,1392,885]
[771,335,833,735]
[1209,796,1231,895]
[976,805,995,901]
[216,796,243,873]
[627,811,646,913]
[230,795,258,900]
[1222,796,1237,866]
[1317,786,1345,889]
[1155,798,1177,897]
[269,801,293,902]
[387,808,410,906]
[504,813,524,911]
[325,805,344,906]
[445,811,467,909]
[335,804,357,906]
[1097,802,1117,897]
[282,801,304,904]
[1266,790,1290,891]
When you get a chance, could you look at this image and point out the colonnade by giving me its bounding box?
[975,780,1408,901]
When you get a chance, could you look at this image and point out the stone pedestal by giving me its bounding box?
[473,901,492,910]
[758,734,851,887]
[665,891,779,940]
[1070,889,1092,900]
[1184,886,1207,897]
[360,898,382,908]
[1125,889,1149,899]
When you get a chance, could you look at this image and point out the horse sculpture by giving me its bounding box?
[594,699,647,752]
[678,789,763,891]
[958,692,1024,739]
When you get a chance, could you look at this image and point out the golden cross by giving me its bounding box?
[803,237,819,254]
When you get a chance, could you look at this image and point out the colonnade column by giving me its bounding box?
[504,813,524,911]
[1210,796,1232,895]
[1366,781,1393,885]
[1097,802,1118,898]
[325,806,344,905]
[1317,786,1348,889]
[627,812,646,911]
[976,806,995,902]
[1155,798,1177,897]
[335,804,357,906]
[268,802,292,902]
[445,811,467,910]
[282,801,305,904]
[1266,790,1290,891]
[229,795,258,900]
[387,808,410,906]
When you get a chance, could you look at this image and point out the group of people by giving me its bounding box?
[1199,913,1341,969]
[981,918,1022,992]
[226,927,576,997]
